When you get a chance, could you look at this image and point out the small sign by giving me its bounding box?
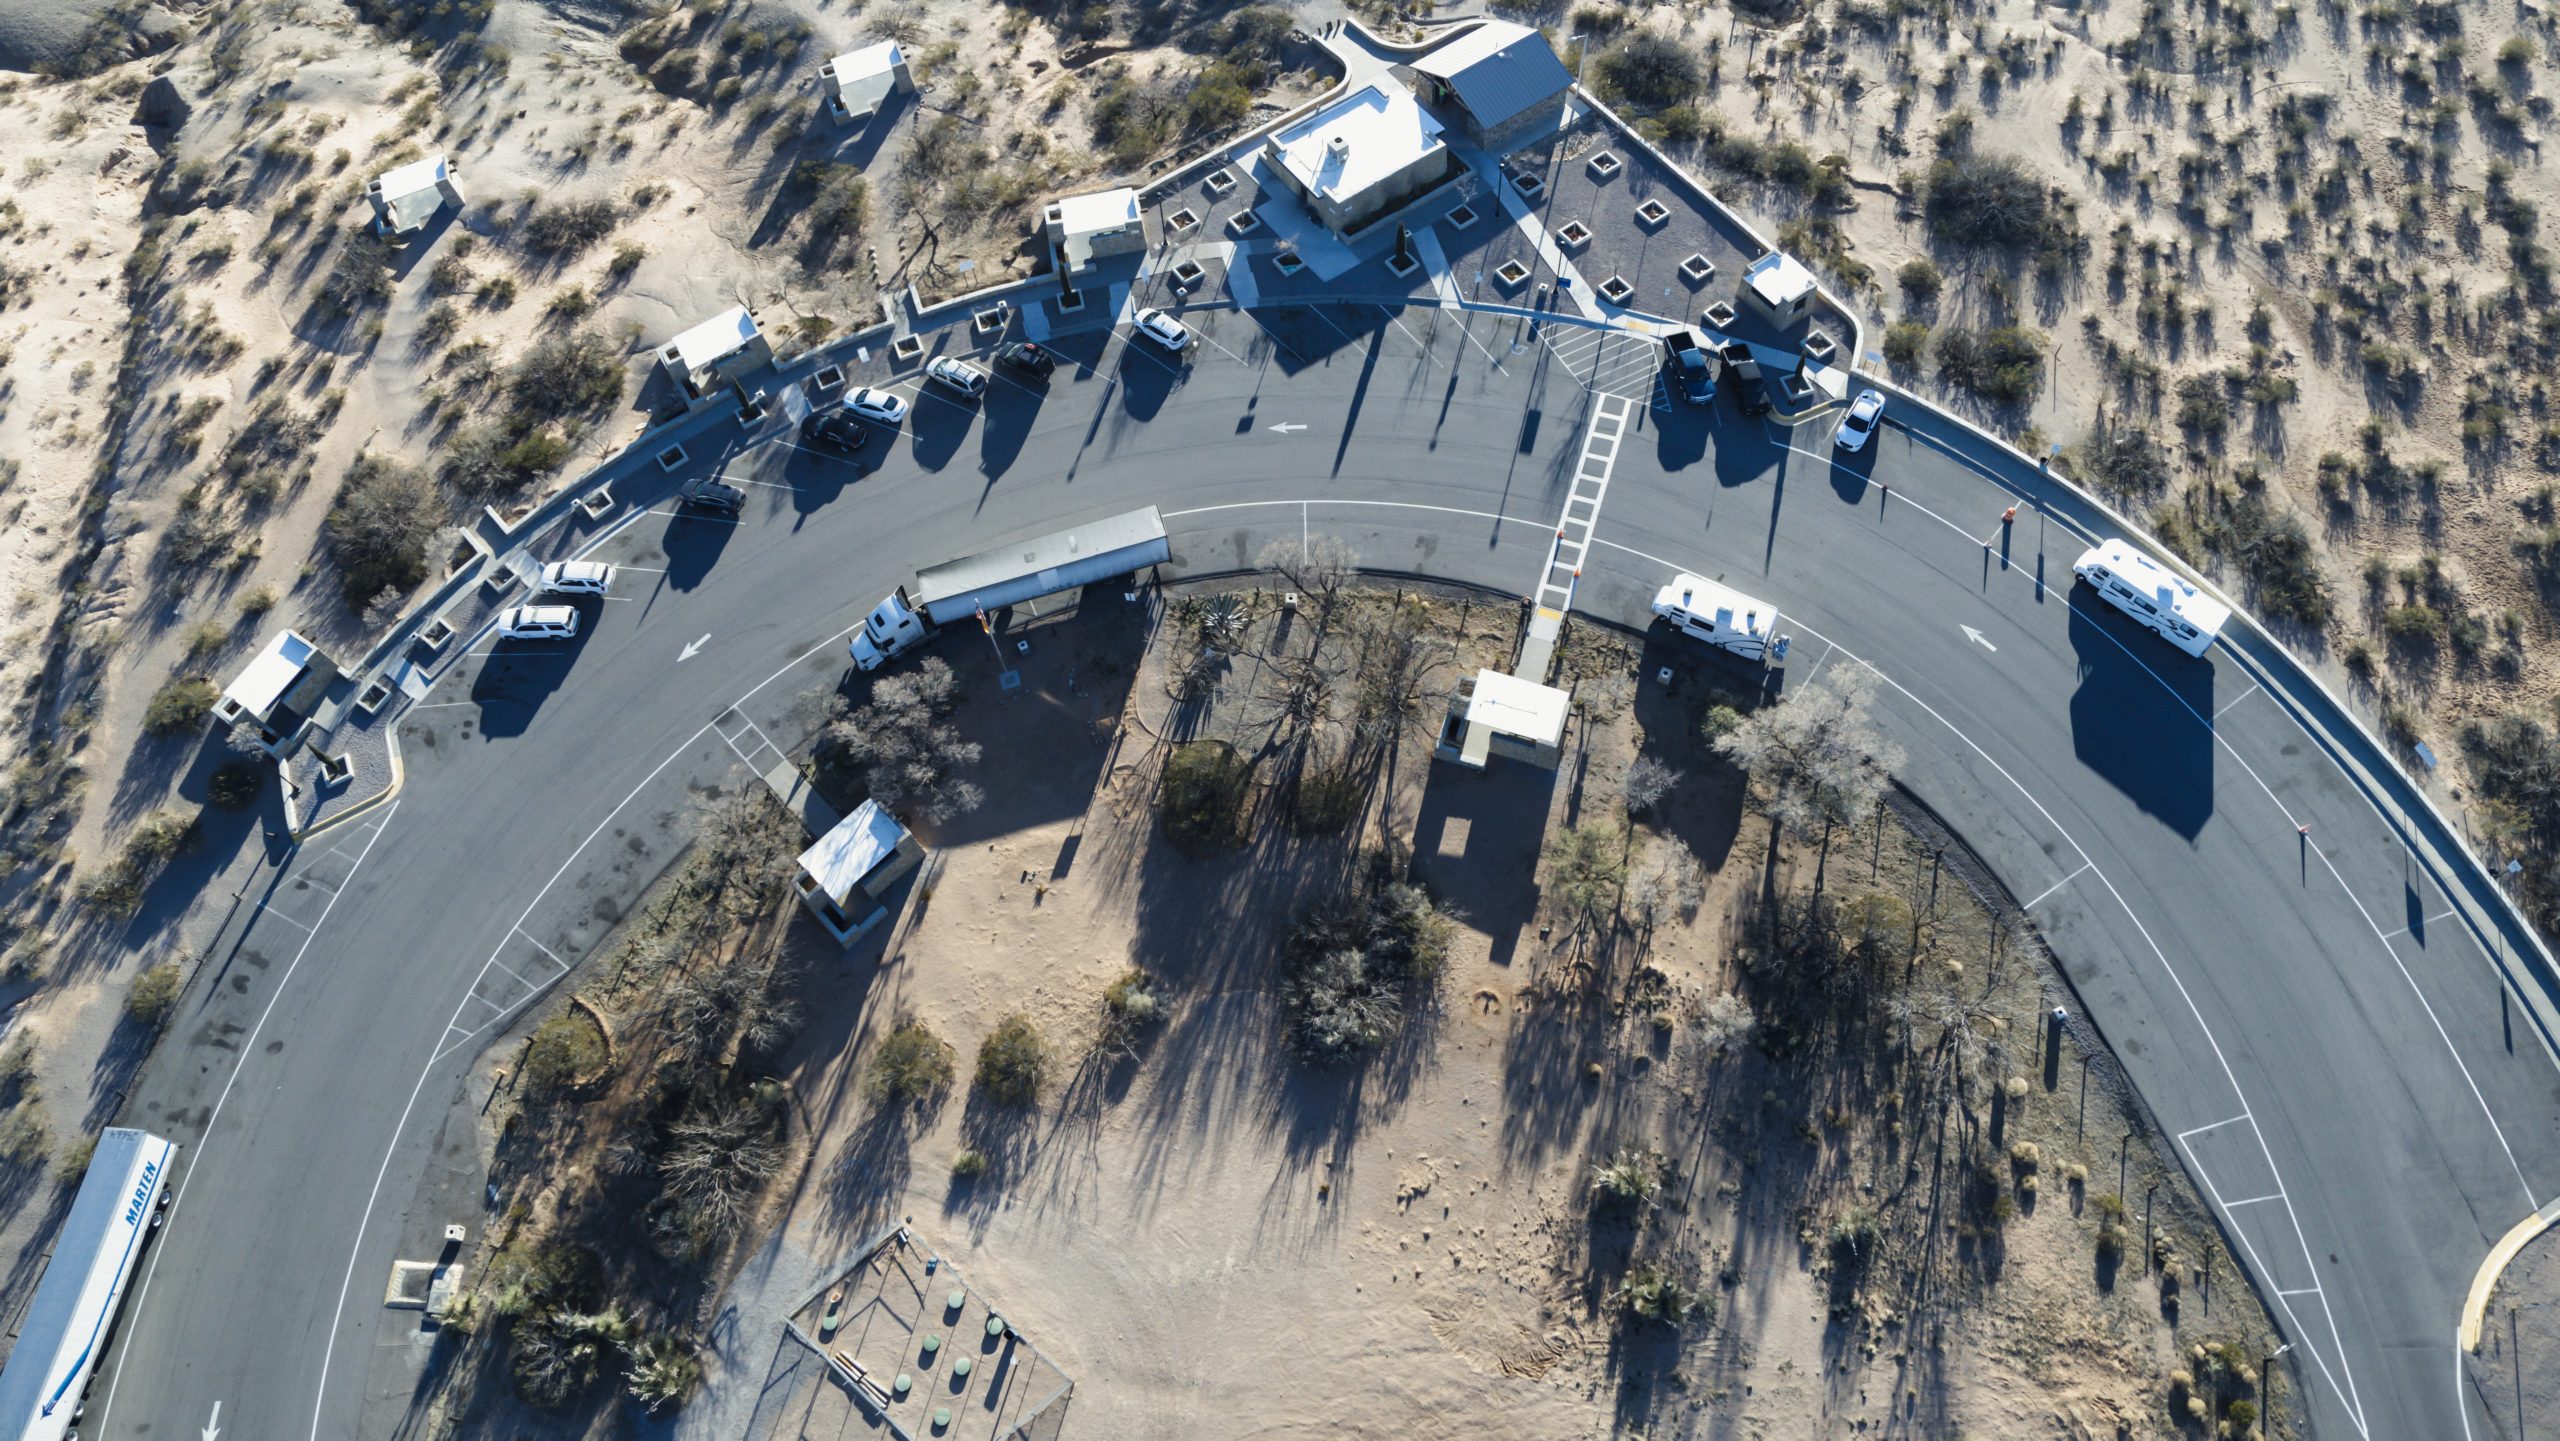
[2414,740,2438,770]
[2511,859,2526,876]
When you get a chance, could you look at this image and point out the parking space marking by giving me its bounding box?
[2214,682,2263,719]
[256,904,315,934]
[511,928,573,974]
[2177,1113,2254,1143]
[2226,1192,2289,1209]
[2020,862,2093,910]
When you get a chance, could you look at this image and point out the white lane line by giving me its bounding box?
[95,805,401,1435]
[513,929,572,975]
[1793,639,1835,688]
[1163,498,1537,531]
[294,873,339,896]
[255,904,314,933]
[2225,1192,2289,1208]
[2377,909,2459,941]
[463,989,507,1014]
[2215,682,2263,719]
[308,616,872,1439]
[2021,862,2094,910]
[2177,1114,2254,1142]
[2280,1287,2324,1298]
[485,956,540,991]
[613,565,668,573]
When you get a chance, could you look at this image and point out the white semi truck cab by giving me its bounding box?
[849,506,1172,670]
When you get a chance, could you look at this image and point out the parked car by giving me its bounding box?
[679,478,746,515]
[1833,389,1887,452]
[1133,308,1190,351]
[800,408,868,455]
[994,340,1056,378]
[537,560,615,595]
[846,386,910,424]
[926,356,991,399]
[495,605,579,640]
[1718,340,1772,417]
[1659,326,1715,406]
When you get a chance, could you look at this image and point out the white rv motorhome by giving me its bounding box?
[1651,574,1790,663]
[2071,539,2228,658]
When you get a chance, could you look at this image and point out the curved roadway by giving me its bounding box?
[87,298,2560,1441]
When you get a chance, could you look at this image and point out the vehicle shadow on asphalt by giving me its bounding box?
[468,623,595,741]
[2067,600,2216,840]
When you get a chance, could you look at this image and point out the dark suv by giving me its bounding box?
[994,340,1056,378]
[679,478,746,515]
[799,408,868,455]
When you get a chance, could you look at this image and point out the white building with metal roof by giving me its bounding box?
[213,628,339,757]
[0,1129,176,1441]
[794,799,925,944]
[655,305,773,403]
[1741,250,1819,326]
[819,39,914,123]
[1434,668,1570,770]
[1042,187,1144,275]
[1410,20,1574,152]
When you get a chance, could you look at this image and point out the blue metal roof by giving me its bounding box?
[1412,21,1574,133]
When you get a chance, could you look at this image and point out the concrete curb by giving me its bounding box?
[2461,1194,2560,1351]
[290,728,402,844]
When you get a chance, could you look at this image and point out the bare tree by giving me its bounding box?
[657,1096,785,1241]
[1624,756,1680,814]
[682,788,803,930]
[1626,840,1705,931]
[1255,534,1359,625]
[817,657,986,825]
[1695,991,1755,1055]
[1349,594,1455,743]
[1714,671,1905,840]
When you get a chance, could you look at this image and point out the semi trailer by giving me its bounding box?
[849,506,1171,669]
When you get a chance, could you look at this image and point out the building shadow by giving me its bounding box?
[1408,760,1559,970]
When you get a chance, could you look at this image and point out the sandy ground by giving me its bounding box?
[2466,1219,2560,1441]
[439,583,2287,1441]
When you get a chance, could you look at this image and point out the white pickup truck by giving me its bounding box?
[2071,539,2228,657]
[850,506,1172,669]
[1651,573,1790,663]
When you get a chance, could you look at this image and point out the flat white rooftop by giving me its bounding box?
[2077,538,2232,634]
[825,39,903,81]
[1744,250,1817,307]
[798,799,908,906]
[224,629,322,717]
[371,152,450,202]
[662,305,760,375]
[1270,81,1445,203]
[1049,186,1139,238]
[1464,668,1569,746]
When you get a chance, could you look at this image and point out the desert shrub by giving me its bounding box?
[520,197,623,259]
[1881,319,1930,368]
[1920,150,2065,250]
[950,1147,989,1178]
[327,454,441,606]
[973,1013,1048,1106]
[608,242,647,281]
[1933,326,2045,403]
[1100,968,1164,1054]
[1089,73,1182,166]
[1281,858,1453,1061]
[209,757,264,813]
[655,1092,784,1241]
[125,961,184,1026]
[1624,756,1679,813]
[1159,739,1252,853]
[2383,604,2443,644]
[143,676,219,735]
[1897,256,1943,302]
[1591,1147,1663,1208]
[56,1132,96,1184]
[624,1333,699,1412]
[1599,31,1701,107]
[1217,5,1294,65]
[444,421,569,494]
[867,1018,955,1107]
[1617,1261,1705,1325]
[1699,702,1744,742]
[318,232,396,313]
[1828,1205,1882,1275]
[2078,420,2173,497]
[2157,485,2330,625]
[506,329,624,423]
[522,1010,608,1092]
[1716,671,1904,837]
[1184,61,1255,134]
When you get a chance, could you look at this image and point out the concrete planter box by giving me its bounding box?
[1678,253,1716,286]
[890,335,924,364]
[1446,203,1479,229]
[972,306,1008,336]
[1511,172,1545,199]
[419,617,457,651]
[1597,274,1633,304]
[1167,207,1201,233]
[1274,251,1305,275]
[655,444,689,472]
[1229,210,1262,236]
[1704,300,1738,329]
[1804,330,1839,364]
[1635,198,1671,229]
[577,487,614,518]
[1204,168,1238,197]
[1588,151,1621,181]
[354,679,393,717]
[1386,251,1421,277]
[1494,258,1532,289]
[1555,220,1592,250]
[811,363,846,391]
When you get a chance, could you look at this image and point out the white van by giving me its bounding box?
[2072,539,2227,658]
[1652,573,1790,663]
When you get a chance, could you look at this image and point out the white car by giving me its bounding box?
[1133,308,1190,352]
[926,356,990,398]
[1834,388,1886,452]
[538,560,615,595]
[846,386,910,424]
[495,605,579,640]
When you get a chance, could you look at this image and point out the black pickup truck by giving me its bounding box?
[1660,327,1716,405]
[1719,339,1772,417]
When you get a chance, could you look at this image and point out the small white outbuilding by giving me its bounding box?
[1740,250,1818,326]
[655,305,774,402]
[819,40,914,123]
[794,799,926,944]
[365,153,464,240]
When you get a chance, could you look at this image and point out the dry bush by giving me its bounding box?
[327,453,441,606]
[1714,672,1904,838]
[815,657,986,825]
[972,1013,1048,1107]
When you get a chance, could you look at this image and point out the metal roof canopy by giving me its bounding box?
[0,1129,176,1441]
[661,305,761,376]
[797,800,909,906]
[1463,668,1569,746]
[912,505,1167,612]
[1412,20,1574,132]
[223,628,326,718]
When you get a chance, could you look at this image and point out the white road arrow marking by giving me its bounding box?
[1960,625,1998,653]
[203,1401,222,1441]
[679,634,711,662]
[1266,421,1307,434]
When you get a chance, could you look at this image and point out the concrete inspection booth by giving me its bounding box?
[1042,187,1145,276]
[794,799,926,945]
[1741,251,1818,327]
[819,40,913,124]
[655,305,774,405]
[0,1128,177,1441]
[1434,668,1570,770]
[1260,80,1457,238]
[365,152,464,240]
[214,628,340,757]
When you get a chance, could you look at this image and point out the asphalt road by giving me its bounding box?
[85,298,2560,1441]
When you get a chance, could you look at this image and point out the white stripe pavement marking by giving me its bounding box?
[95,804,401,1435]
[2020,863,2093,910]
[2215,682,2263,719]
[2378,909,2458,941]
[310,616,874,1440]
[2225,1192,2289,1209]
[255,904,314,933]
[486,956,542,992]
[2178,1114,2254,1142]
